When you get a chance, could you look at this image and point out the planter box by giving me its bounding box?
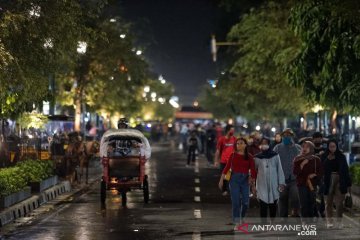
[29,176,58,193]
[0,186,31,209]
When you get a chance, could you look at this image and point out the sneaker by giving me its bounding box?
[222,191,228,196]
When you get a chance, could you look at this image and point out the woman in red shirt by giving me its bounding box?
[218,137,256,230]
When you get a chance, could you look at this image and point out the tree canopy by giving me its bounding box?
[203,1,309,121]
[288,0,360,113]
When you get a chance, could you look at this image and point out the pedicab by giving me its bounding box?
[99,129,151,206]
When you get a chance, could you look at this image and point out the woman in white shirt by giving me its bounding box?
[254,138,285,224]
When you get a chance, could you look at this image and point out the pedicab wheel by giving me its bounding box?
[143,175,149,204]
[100,178,106,203]
[121,191,127,206]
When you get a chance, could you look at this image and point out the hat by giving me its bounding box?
[281,128,294,136]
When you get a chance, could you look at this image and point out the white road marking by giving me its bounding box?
[195,187,200,192]
[195,167,199,173]
[194,209,202,219]
[194,178,200,184]
[192,231,201,240]
[194,196,201,202]
[195,161,199,167]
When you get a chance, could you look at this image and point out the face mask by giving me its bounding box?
[228,130,234,136]
[283,136,292,145]
[261,144,269,151]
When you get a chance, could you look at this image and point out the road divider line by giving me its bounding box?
[192,231,201,240]
[194,178,200,184]
[194,196,201,202]
[195,167,199,173]
[195,187,200,193]
[194,209,202,219]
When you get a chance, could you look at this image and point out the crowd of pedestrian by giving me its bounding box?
[178,123,353,232]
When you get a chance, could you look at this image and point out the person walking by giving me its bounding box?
[254,138,285,224]
[218,138,256,230]
[293,141,322,224]
[273,128,302,220]
[215,125,237,195]
[271,133,282,149]
[322,139,352,228]
[205,124,217,167]
[186,130,201,167]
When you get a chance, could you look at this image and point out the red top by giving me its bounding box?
[222,152,257,179]
[217,136,236,163]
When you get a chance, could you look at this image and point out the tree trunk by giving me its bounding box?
[74,91,82,132]
[330,110,337,134]
[302,112,307,130]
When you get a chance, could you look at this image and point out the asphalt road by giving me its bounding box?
[1,142,360,240]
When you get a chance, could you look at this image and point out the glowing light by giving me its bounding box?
[255,125,261,131]
[136,50,142,55]
[144,86,150,93]
[169,99,179,108]
[43,38,53,49]
[120,34,126,39]
[271,127,276,132]
[151,92,157,98]
[147,123,152,128]
[110,18,116,22]
[77,41,87,54]
[29,5,41,17]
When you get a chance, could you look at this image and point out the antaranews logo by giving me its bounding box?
[236,223,317,236]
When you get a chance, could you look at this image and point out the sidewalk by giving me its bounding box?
[0,159,102,228]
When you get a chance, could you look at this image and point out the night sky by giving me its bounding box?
[120,0,219,105]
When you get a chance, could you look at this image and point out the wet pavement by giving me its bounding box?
[1,142,360,240]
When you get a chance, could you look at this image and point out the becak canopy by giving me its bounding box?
[100,129,151,160]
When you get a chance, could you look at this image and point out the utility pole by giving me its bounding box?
[210,35,241,62]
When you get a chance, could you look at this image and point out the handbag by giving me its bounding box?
[224,153,234,181]
[224,169,232,181]
[344,193,353,208]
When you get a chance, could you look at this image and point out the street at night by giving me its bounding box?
[1,141,359,240]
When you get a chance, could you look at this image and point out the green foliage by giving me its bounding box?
[350,163,360,186]
[17,112,48,129]
[17,159,54,183]
[0,167,27,197]
[288,0,360,113]
[141,78,175,121]
[204,1,308,121]
[56,15,150,118]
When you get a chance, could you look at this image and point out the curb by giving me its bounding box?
[0,181,71,227]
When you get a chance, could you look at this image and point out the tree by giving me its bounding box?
[203,1,309,122]
[141,77,175,121]
[288,0,360,113]
[55,15,150,130]
[0,0,91,118]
